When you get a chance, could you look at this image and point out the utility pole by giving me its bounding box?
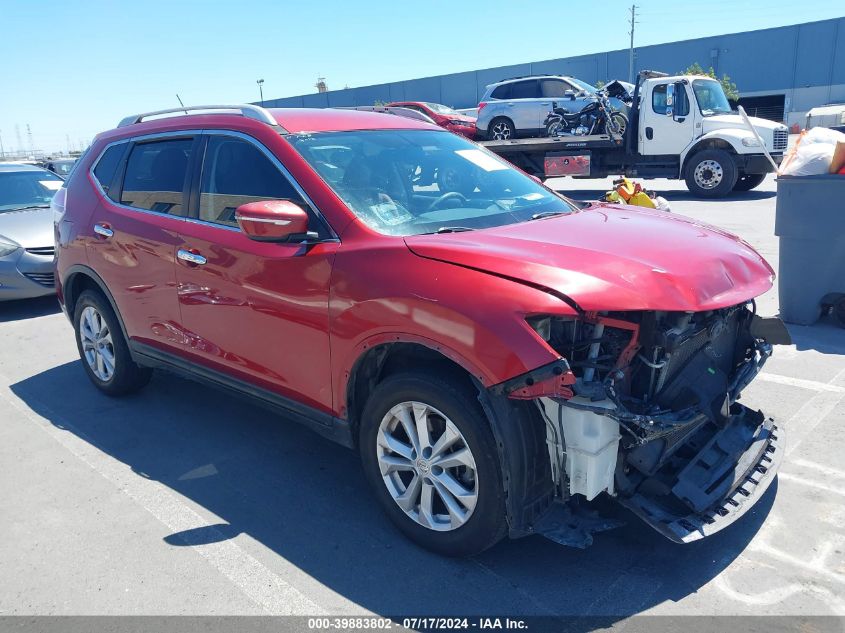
[256,79,265,106]
[26,124,34,155]
[0,129,5,159]
[628,4,638,83]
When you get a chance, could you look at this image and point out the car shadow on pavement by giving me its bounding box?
[10,361,776,617]
[786,320,845,355]
[563,189,776,204]
[0,295,60,323]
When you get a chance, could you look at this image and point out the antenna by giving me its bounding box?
[176,94,188,115]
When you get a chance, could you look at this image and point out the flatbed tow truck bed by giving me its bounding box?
[479,134,628,179]
[479,134,621,153]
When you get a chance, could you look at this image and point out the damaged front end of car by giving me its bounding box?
[493,302,789,546]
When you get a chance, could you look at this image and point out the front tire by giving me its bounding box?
[73,290,151,396]
[359,371,507,556]
[684,149,738,198]
[733,173,766,191]
[609,112,628,137]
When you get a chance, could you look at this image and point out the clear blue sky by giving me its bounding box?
[1,0,843,153]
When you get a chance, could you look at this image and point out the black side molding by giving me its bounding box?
[130,341,354,449]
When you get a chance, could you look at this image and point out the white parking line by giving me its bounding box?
[777,472,845,498]
[784,367,845,456]
[757,372,845,393]
[0,380,325,616]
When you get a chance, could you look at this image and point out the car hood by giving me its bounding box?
[0,207,54,248]
[404,204,774,312]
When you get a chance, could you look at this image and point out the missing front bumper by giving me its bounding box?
[617,407,783,543]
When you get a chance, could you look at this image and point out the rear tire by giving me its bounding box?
[684,149,738,198]
[733,173,766,192]
[73,290,152,396]
[359,371,507,556]
[487,117,515,141]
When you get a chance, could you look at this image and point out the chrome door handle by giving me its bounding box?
[93,223,113,238]
[177,249,207,266]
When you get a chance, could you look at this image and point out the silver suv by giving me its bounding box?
[476,75,598,140]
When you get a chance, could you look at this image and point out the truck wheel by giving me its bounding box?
[359,371,507,556]
[685,149,738,198]
[488,118,515,141]
[733,173,766,192]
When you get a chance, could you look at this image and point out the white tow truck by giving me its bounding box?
[481,70,789,197]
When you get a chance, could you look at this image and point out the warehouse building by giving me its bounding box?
[263,17,845,126]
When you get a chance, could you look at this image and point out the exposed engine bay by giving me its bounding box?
[527,303,789,544]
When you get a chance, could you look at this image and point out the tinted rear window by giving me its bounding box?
[490,84,511,99]
[120,138,194,215]
[93,144,126,197]
[510,80,539,99]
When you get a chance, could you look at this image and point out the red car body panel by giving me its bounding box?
[56,108,774,425]
[405,204,774,313]
[386,102,477,139]
[174,224,339,414]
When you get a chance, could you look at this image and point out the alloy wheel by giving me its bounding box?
[491,122,512,140]
[376,401,478,531]
[79,305,115,382]
[693,159,724,190]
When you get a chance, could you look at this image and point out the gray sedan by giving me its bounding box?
[0,163,63,300]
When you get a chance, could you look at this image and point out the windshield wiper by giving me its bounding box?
[2,204,51,212]
[432,226,475,234]
[530,211,569,220]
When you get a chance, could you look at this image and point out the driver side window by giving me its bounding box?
[198,136,307,228]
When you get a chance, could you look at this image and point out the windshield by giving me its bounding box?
[425,103,459,116]
[692,79,732,115]
[568,78,597,94]
[287,129,576,236]
[0,169,62,212]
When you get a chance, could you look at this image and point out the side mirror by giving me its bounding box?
[564,89,576,100]
[235,200,311,242]
[665,83,675,118]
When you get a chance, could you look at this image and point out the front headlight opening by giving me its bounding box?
[0,236,20,258]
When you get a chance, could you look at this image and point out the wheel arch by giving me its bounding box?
[63,265,130,344]
[680,135,740,178]
[343,335,493,440]
[343,335,555,537]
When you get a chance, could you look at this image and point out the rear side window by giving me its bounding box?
[92,143,126,198]
[490,83,511,99]
[510,80,540,99]
[198,136,306,228]
[120,138,194,215]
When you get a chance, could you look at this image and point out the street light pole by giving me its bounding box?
[257,79,265,106]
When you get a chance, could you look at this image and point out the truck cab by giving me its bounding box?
[635,72,788,196]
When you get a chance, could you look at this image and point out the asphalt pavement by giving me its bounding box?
[1,174,844,618]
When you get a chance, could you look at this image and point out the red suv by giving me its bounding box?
[55,104,786,556]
